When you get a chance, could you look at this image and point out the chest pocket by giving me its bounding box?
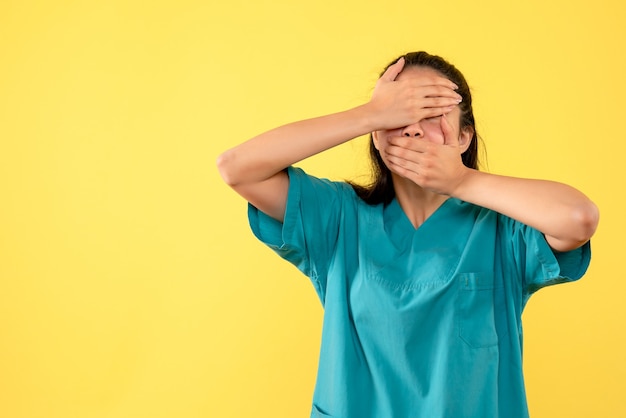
[457,272,500,348]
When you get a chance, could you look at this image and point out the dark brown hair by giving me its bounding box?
[351,51,480,205]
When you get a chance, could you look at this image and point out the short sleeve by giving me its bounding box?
[507,219,592,298]
[248,166,348,300]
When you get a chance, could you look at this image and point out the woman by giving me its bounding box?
[217,51,599,418]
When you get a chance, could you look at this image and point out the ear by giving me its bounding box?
[372,131,381,150]
[458,126,474,154]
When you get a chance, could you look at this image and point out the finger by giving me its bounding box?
[380,57,405,82]
[386,154,420,177]
[441,113,459,147]
[389,136,428,153]
[420,85,463,101]
[436,78,459,90]
[422,96,462,109]
[420,105,456,119]
[410,76,458,90]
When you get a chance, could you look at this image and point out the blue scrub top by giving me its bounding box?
[249,167,591,418]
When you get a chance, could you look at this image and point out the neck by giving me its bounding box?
[393,175,449,229]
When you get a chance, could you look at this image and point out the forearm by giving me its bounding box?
[453,170,599,251]
[217,104,374,186]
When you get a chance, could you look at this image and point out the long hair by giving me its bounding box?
[350,51,480,205]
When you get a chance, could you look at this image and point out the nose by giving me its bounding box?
[401,123,423,138]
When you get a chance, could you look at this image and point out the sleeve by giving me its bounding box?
[247,166,347,301]
[507,219,592,298]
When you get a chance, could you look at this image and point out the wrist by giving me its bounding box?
[355,102,383,133]
[449,167,478,200]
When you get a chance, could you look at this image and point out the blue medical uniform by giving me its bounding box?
[248,167,591,418]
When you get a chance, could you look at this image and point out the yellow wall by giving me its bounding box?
[1,1,624,417]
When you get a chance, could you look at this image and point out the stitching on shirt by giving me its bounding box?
[366,266,459,291]
[365,251,462,291]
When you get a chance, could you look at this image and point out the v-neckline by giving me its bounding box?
[384,197,459,250]
[389,196,454,229]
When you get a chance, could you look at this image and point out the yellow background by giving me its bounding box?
[1,0,624,417]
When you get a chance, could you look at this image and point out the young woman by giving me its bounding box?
[217,51,599,418]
